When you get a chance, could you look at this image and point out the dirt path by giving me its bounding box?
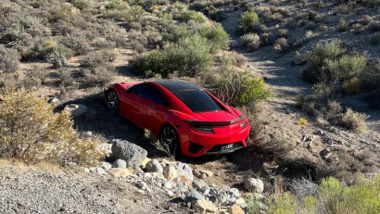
[221,9,380,170]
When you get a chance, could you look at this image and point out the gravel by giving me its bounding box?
[0,165,187,214]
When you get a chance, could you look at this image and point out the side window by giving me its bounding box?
[132,84,170,106]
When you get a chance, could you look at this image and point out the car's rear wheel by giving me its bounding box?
[159,125,181,157]
[106,89,119,115]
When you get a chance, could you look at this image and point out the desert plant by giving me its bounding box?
[342,77,361,94]
[72,0,93,10]
[239,11,260,32]
[297,117,308,125]
[277,29,288,38]
[274,37,289,53]
[198,24,229,53]
[341,108,368,133]
[80,50,116,72]
[44,49,68,68]
[134,35,212,77]
[0,88,106,166]
[212,72,271,106]
[240,33,260,51]
[0,45,21,73]
[325,54,367,81]
[18,14,44,28]
[338,19,349,32]
[176,10,206,23]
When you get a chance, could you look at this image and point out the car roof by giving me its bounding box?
[153,80,200,92]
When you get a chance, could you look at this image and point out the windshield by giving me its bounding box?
[173,89,221,113]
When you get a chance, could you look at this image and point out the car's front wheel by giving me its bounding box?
[159,125,181,157]
[106,89,119,115]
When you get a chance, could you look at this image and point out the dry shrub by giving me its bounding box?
[81,49,116,71]
[0,88,106,166]
[342,77,361,94]
[338,19,349,32]
[274,37,289,53]
[82,65,116,87]
[240,33,260,51]
[341,108,368,133]
[216,51,247,68]
[0,45,21,73]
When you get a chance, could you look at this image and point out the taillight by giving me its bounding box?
[240,121,248,128]
[194,127,215,134]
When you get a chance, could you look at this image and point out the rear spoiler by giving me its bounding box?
[185,114,246,126]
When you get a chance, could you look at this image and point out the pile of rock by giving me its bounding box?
[89,139,266,214]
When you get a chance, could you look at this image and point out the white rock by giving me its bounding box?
[112,159,127,168]
[174,162,193,181]
[244,178,264,193]
[163,164,177,180]
[146,159,163,174]
[64,104,87,117]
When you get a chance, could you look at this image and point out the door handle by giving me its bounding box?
[149,104,156,108]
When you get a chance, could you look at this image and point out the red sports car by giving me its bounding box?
[104,80,250,157]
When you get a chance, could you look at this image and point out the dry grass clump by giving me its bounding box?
[240,33,260,51]
[274,37,289,53]
[0,88,106,166]
[0,45,21,73]
[216,51,247,68]
[341,108,369,133]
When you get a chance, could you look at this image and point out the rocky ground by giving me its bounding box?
[0,139,267,214]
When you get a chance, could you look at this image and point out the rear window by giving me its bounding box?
[173,89,221,113]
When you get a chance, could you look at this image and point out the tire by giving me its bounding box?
[159,124,181,158]
[106,89,119,115]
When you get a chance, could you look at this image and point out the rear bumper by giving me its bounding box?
[179,119,250,157]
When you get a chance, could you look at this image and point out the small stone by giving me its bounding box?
[229,204,245,214]
[228,188,240,198]
[200,170,214,177]
[215,191,228,205]
[235,198,246,205]
[174,162,193,181]
[194,200,217,214]
[192,179,209,190]
[107,168,130,178]
[244,178,264,193]
[49,97,59,103]
[146,159,163,174]
[159,159,171,167]
[85,131,93,136]
[140,158,151,169]
[163,164,177,180]
[163,181,174,189]
[167,190,174,197]
[132,166,144,175]
[176,175,192,187]
[145,172,164,178]
[100,162,112,170]
[136,181,148,190]
[112,159,127,168]
[64,104,87,117]
[185,189,204,203]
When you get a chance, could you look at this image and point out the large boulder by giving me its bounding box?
[174,162,193,181]
[194,200,217,214]
[244,178,264,193]
[146,159,163,174]
[111,139,147,168]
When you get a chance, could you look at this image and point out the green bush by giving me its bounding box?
[135,35,212,77]
[213,72,272,106]
[0,89,106,166]
[72,0,93,10]
[268,193,297,214]
[105,0,129,10]
[239,11,260,32]
[325,54,367,81]
[198,23,229,53]
[176,10,206,23]
[0,45,20,73]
